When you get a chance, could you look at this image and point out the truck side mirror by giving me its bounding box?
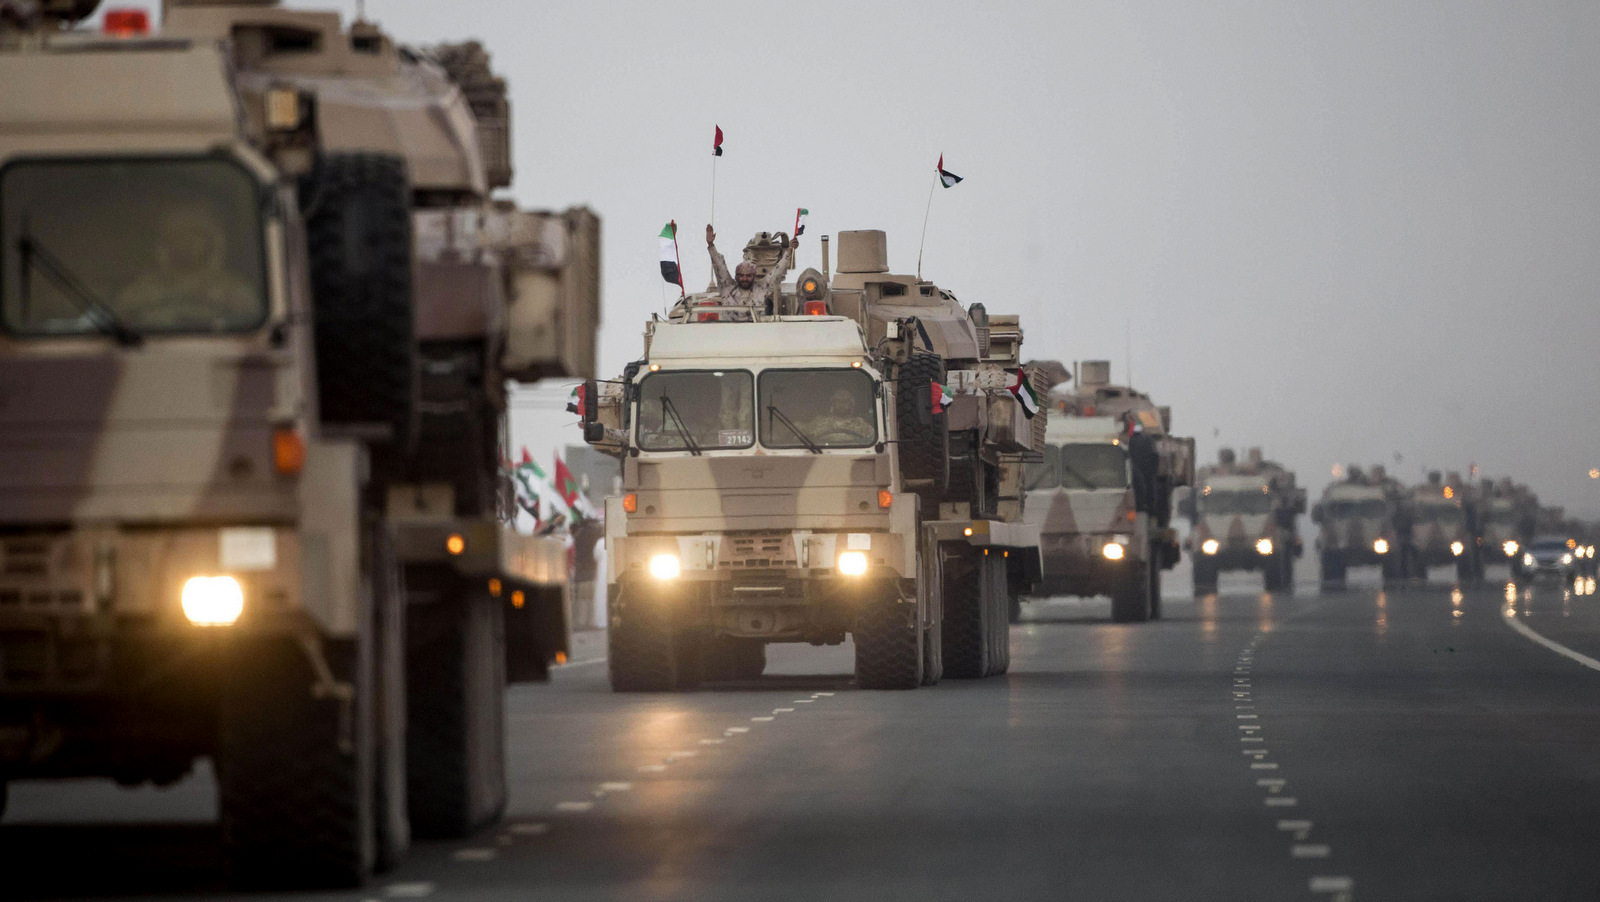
[582,379,598,422]
[583,422,606,443]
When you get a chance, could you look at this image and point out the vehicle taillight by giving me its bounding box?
[623,493,638,513]
[103,8,150,36]
[878,490,893,509]
[272,427,306,475]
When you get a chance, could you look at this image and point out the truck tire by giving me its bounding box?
[1456,554,1478,585]
[1008,593,1022,624]
[405,583,507,839]
[703,637,766,681]
[608,589,682,692]
[893,353,949,507]
[1111,558,1152,623]
[370,525,409,872]
[301,152,417,448]
[1192,557,1218,595]
[940,546,989,679]
[1321,551,1346,587]
[920,528,945,686]
[854,596,923,690]
[987,552,1011,675]
[218,637,374,889]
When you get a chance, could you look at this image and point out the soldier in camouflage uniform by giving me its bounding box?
[805,388,875,445]
[706,223,796,314]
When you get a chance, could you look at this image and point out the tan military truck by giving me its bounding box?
[1185,448,1304,593]
[0,2,594,887]
[579,229,1042,690]
[1311,465,1409,587]
[1405,472,1484,583]
[1021,361,1193,622]
[1479,478,1539,577]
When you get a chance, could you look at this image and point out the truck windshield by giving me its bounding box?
[1025,444,1058,490]
[758,368,878,449]
[1202,489,1273,515]
[1057,444,1128,490]
[1,157,268,337]
[1486,507,1518,524]
[1415,504,1464,525]
[1326,498,1387,518]
[636,370,754,451]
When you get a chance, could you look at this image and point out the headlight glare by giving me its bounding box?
[1450,541,1464,557]
[1504,541,1519,556]
[182,576,244,626]
[837,551,869,576]
[1201,538,1220,555]
[1523,553,1535,567]
[648,553,681,580]
[1102,542,1126,561]
[1255,538,1273,556]
[1373,539,1389,555]
[1562,553,1573,565]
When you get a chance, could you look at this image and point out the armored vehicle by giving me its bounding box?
[0,2,596,887]
[1478,478,1540,576]
[580,229,1042,690]
[1021,361,1192,622]
[1406,472,1484,583]
[1184,447,1304,593]
[1312,465,1410,587]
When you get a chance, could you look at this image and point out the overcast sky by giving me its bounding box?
[121,2,1600,512]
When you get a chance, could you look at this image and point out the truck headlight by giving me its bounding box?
[1504,540,1519,556]
[1201,538,1219,555]
[1450,541,1465,557]
[1562,553,1573,565]
[1255,538,1274,556]
[1373,539,1389,555]
[648,553,681,580]
[181,576,244,626]
[1102,542,1126,561]
[1523,553,1535,567]
[838,551,869,576]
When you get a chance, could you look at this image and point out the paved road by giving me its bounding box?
[6,567,1600,901]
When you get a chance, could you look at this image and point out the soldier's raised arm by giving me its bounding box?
[761,234,797,291]
[707,224,733,292]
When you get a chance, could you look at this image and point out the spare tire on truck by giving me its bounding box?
[894,352,949,512]
[300,153,417,449]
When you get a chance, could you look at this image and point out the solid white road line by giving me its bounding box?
[1502,606,1600,671]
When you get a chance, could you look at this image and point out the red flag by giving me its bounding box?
[713,125,724,157]
[553,453,579,505]
[520,446,532,465]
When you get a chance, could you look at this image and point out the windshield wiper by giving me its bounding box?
[17,225,142,347]
[659,396,702,456]
[767,405,821,454]
[1058,462,1098,490]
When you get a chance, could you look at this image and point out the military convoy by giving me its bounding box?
[1184,448,1304,593]
[1404,472,1484,583]
[1312,465,1411,587]
[0,1,594,887]
[1022,361,1192,621]
[579,229,1043,689]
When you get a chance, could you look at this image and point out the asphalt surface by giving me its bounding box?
[6,565,1600,901]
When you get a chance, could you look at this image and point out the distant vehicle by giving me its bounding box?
[1312,464,1409,588]
[1184,448,1304,593]
[1406,472,1484,584]
[1518,536,1578,584]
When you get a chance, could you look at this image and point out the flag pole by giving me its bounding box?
[671,219,685,297]
[710,155,718,231]
[916,171,936,281]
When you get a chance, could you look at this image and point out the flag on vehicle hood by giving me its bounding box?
[713,125,724,156]
[1009,369,1039,418]
[794,207,809,237]
[659,221,683,290]
[936,153,962,188]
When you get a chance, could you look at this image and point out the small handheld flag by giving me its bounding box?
[794,207,809,237]
[1009,369,1040,419]
[713,125,724,157]
[936,153,963,188]
[659,221,685,295]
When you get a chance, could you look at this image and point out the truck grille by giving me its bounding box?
[0,535,93,615]
[721,532,797,569]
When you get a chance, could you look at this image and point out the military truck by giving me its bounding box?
[1312,465,1411,587]
[0,2,595,887]
[1405,471,1484,583]
[1021,361,1192,622]
[1478,478,1539,576]
[580,229,1042,690]
[1184,448,1304,593]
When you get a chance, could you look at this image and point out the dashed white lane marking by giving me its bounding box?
[794,699,815,703]
[385,883,436,898]
[637,764,667,773]
[773,707,795,713]
[751,716,775,722]
[1238,724,1261,731]
[1250,762,1279,770]
[699,738,725,745]
[813,692,835,696]
[1277,819,1313,839]
[452,848,498,862]
[1257,778,1286,792]
[599,782,633,792]
[666,750,698,760]
[1243,749,1269,757]
[1264,797,1299,807]
[725,726,750,733]
[1237,713,1259,719]
[1502,605,1600,671]
[555,800,594,812]
[1241,737,1264,743]
[509,822,550,835]
[1293,844,1332,858]
[1310,875,1354,892]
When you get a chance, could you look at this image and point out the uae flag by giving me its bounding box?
[934,381,953,413]
[659,221,684,290]
[794,207,809,237]
[1009,369,1040,419]
[713,125,724,156]
[936,153,963,188]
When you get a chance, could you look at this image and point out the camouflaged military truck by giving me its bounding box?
[1184,447,1304,593]
[0,2,595,887]
[1479,478,1539,577]
[1405,472,1484,583]
[579,229,1042,690]
[1021,361,1193,622]
[1312,465,1410,588]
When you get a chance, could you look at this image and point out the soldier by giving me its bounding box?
[706,224,796,315]
[118,201,258,328]
[1125,417,1160,513]
[805,388,875,445]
